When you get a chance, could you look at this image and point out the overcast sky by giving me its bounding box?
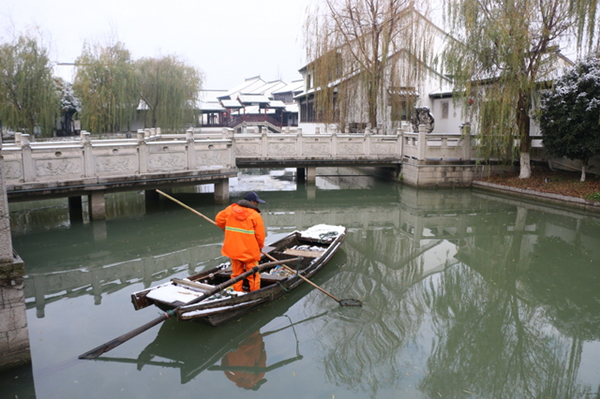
[1,0,311,89]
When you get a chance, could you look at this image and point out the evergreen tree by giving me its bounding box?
[540,56,600,182]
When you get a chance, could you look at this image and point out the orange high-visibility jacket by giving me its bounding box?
[215,201,266,262]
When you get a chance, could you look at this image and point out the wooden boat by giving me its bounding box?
[131,224,346,326]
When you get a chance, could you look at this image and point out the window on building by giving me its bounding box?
[300,96,316,123]
[389,87,417,121]
[441,101,449,119]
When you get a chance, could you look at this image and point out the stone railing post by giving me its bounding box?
[20,134,34,182]
[461,123,472,160]
[418,125,428,160]
[186,128,195,170]
[0,139,13,263]
[81,131,94,177]
[295,128,302,157]
[331,129,338,158]
[398,128,404,158]
[138,129,148,173]
[261,131,268,158]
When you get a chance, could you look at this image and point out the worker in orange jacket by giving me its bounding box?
[215,192,266,292]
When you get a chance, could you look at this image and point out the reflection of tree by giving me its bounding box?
[418,205,593,398]
[309,205,597,397]
[524,235,600,341]
[303,231,433,396]
[420,265,583,397]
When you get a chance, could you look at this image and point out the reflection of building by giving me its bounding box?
[197,76,303,133]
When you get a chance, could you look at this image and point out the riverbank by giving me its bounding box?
[472,166,600,212]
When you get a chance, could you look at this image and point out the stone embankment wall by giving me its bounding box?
[0,139,30,371]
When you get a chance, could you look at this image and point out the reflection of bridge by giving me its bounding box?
[3,126,477,219]
[20,186,530,318]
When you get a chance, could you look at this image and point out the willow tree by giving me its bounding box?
[136,55,202,131]
[304,0,434,132]
[0,34,59,137]
[442,0,599,178]
[73,41,138,134]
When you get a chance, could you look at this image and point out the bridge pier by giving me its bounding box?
[214,179,229,204]
[88,191,106,220]
[306,167,317,183]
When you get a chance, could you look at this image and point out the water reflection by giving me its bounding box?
[93,293,311,388]
[9,174,600,398]
[218,331,267,390]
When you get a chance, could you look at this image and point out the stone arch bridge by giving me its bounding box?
[2,127,475,219]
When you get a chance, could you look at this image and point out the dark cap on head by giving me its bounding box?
[244,191,266,203]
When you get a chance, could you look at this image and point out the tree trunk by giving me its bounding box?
[581,161,587,182]
[517,94,532,179]
[519,152,531,179]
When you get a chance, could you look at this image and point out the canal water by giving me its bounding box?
[4,168,600,398]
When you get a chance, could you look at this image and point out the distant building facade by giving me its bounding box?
[197,76,303,133]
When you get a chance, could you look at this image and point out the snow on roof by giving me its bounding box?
[238,94,270,104]
[273,79,304,94]
[248,80,287,96]
[269,100,286,108]
[198,102,225,112]
[428,87,453,98]
[196,89,228,111]
[220,76,267,99]
[137,99,149,111]
[244,105,276,114]
[285,103,299,113]
[221,99,243,108]
[199,89,228,101]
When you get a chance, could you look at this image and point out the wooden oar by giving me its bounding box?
[156,191,361,306]
[156,189,217,226]
[262,251,362,307]
[79,257,300,360]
